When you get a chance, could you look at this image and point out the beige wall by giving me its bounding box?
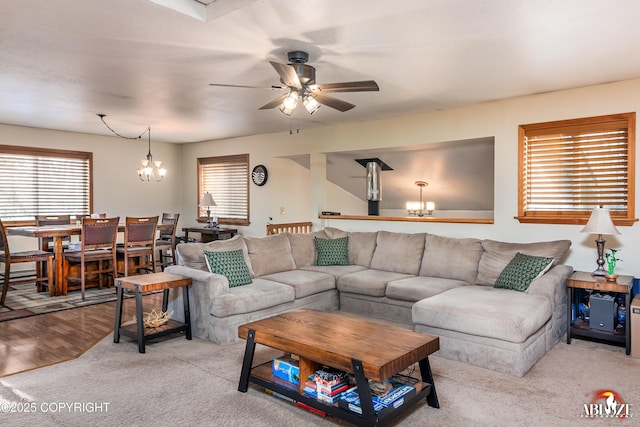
[3,78,640,277]
[0,124,183,251]
[180,78,640,277]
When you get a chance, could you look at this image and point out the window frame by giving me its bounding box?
[197,154,250,227]
[516,112,636,226]
[0,144,93,226]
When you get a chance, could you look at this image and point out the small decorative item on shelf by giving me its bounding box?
[133,309,174,328]
[604,248,621,282]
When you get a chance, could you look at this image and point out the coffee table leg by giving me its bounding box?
[352,358,376,424]
[238,328,256,392]
[419,357,439,408]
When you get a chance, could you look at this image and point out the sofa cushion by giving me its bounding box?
[176,235,251,273]
[287,230,328,268]
[412,286,552,343]
[494,253,554,292]
[300,264,367,278]
[337,269,413,297]
[325,227,377,267]
[210,278,295,317]
[420,234,483,284]
[385,276,469,302]
[244,233,296,277]
[314,236,349,266]
[260,270,336,298]
[204,249,252,287]
[477,239,571,285]
[370,231,426,275]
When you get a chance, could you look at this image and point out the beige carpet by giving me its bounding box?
[1,331,638,426]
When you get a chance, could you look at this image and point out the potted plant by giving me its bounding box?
[604,248,621,282]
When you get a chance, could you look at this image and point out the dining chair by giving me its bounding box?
[116,216,158,277]
[62,217,119,300]
[35,214,72,252]
[0,219,54,305]
[155,213,180,271]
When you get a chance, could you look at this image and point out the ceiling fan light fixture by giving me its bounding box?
[279,90,300,115]
[303,95,321,114]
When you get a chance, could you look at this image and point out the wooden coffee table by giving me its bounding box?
[238,309,439,426]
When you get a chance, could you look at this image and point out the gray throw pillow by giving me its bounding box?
[494,252,554,292]
[314,237,349,266]
[204,249,252,287]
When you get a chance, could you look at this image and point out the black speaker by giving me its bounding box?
[589,293,618,332]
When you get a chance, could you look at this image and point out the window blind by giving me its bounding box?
[198,154,249,223]
[519,113,635,224]
[0,147,91,221]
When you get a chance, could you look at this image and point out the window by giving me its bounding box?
[517,112,636,225]
[0,145,92,224]
[198,154,249,226]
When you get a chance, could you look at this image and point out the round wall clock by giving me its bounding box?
[251,164,268,186]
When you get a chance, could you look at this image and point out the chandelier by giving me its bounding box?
[137,127,166,182]
[97,114,166,182]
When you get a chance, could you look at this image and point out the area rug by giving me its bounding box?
[0,282,123,322]
[0,333,638,426]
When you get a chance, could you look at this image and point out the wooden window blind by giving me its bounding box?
[0,145,92,223]
[517,113,636,225]
[198,154,249,226]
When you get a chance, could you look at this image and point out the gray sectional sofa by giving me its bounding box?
[166,227,572,377]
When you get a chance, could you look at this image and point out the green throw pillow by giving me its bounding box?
[494,252,554,292]
[204,249,252,287]
[314,236,349,266]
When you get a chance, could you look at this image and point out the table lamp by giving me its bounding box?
[581,205,620,276]
[199,192,216,228]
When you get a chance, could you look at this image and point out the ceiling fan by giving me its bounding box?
[209,51,379,115]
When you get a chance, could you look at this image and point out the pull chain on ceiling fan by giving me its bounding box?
[210,51,379,115]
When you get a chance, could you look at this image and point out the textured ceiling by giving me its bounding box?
[3,0,640,143]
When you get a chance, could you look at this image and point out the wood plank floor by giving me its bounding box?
[0,293,162,378]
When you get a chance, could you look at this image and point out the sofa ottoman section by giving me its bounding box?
[412,286,553,376]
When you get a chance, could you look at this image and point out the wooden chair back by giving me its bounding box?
[82,217,119,250]
[159,213,180,241]
[124,216,159,248]
[266,221,313,235]
[0,219,11,257]
[35,215,72,250]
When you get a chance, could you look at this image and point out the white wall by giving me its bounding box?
[180,78,640,278]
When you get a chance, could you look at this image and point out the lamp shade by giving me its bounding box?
[581,206,620,235]
[199,192,216,207]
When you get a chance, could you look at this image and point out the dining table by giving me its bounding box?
[7,222,172,296]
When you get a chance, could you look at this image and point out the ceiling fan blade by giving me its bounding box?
[312,93,356,112]
[209,83,284,90]
[269,61,302,89]
[313,80,379,93]
[259,93,290,110]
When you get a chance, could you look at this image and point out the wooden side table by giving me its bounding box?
[566,271,633,355]
[113,272,192,353]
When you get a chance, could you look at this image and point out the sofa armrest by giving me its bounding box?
[527,264,573,310]
[166,265,230,298]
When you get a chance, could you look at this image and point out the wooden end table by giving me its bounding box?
[113,272,192,353]
[238,309,439,426]
[566,271,633,355]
